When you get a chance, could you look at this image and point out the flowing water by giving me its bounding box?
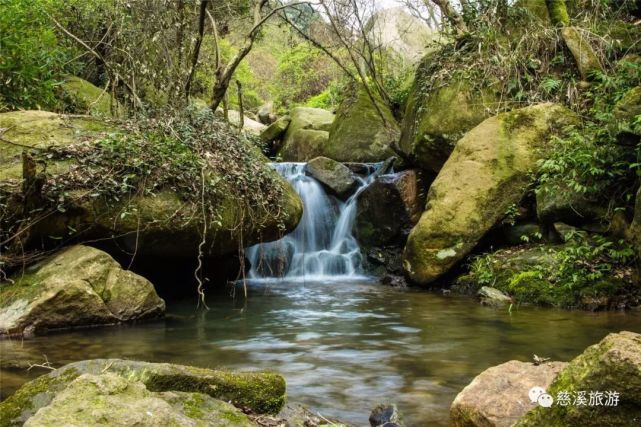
[3,163,641,425]
[245,162,379,281]
[2,282,641,426]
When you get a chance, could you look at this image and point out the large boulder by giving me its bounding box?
[561,27,603,81]
[278,107,335,161]
[58,76,121,117]
[629,187,641,256]
[399,61,496,173]
[403,103,577,285]
[536,181,604,225]
[0,111,302,258]
[260,115,291,146]
[516,331,641,427]
[305,156,357,199]
[0,358,286,426]
[0,245,164,336]
[325,84,400,162]
[451,360,566,427]
[356,170,425,247]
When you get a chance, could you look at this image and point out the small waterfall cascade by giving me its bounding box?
[246,162,380,281]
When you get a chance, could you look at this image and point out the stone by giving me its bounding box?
[58,76,121,117]
[23,373,253,427]
[403,103,578,285]
[326,84,400,162]
[628,187,641,259]
[613,85,641,144]
[450,360,566,427]
[278,107,335,161]
[258,101,276,124]
[217,109,267,135]
[516,331,641,427]
[536,181,604,225]
[356,170,425,247]
[260,115,291,146]
[0,358,286,426]
[478,286,512,306]
[369,403,404,427]
[305,156,357,199]
[0,245,165,336]
[399,60,496,173]
[561,27,603,80]
[0,111,302,258]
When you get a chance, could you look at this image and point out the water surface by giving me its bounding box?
[2,280,641,426]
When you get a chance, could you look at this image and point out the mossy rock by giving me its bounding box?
[399,61,497,173]
[536,180,605,225]
[0,110,303,257]
[278,107,335,161]
[305,156,357,199]
[260,115,291,144]
[58,76,122,117]
[561,27,603,80]
[0,358,286,425]
[324,84,400,162]
[614,86,641,138]
[516,331,641,426]
[403,103,578,285]
[0,245,165,336]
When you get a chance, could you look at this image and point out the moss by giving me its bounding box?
[59,76,120,117]
[545,0,570,26]
[0,368,80,426]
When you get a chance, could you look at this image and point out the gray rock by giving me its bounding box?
[478,286,512,306]
[306,156,358,199]
[369,403,404,427]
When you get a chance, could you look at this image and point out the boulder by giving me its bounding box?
[305,156,357,199]
[450,360,566,427]
[516,331,641,427]
[0,245,164,336]
[0,111,302,258]
[369,403,404,427]
[561,27,603,81]
[403,103,578,285]
[278,107,335,161]
[628,187,641,257]
[613,85,641,144]
[59,76,121,117]
[219,109,267,135]
[325,84,400,162]
[478,286,512,306]
[356,170,425,247]
[536,181,604,225]
[23,373,253,427]
[260,115,291,146]
[258,101,277,124]
[0,358,286,426]
[399,61,496,173]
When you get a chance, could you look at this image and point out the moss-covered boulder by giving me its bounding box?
[536,181,604,225]
[629,187,641,257]
[23,373,253,427]
[0,358,286,426]
[516,331,641,427]
[0,111,302,258]
[451,360,566,427]
[58,76,121,117]
[403,103,577,285]
[399,58,496,173]
[324,84,400,162]
[260,115,291,146]
[278,107,335,161]
[356,169,425,247]
[561,27,603,80]
[0,245,164,336]
[305,156,357,199]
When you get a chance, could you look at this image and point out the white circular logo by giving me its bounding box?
[528,386,546,403]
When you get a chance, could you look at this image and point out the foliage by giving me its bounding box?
[468,232,637,308]
[0,0,79,111]
[537,59,641,204]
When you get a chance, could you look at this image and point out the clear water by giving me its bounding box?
[2,280,640,426]
[245,163,379,281]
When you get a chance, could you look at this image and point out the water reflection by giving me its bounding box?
[2,280,641,426]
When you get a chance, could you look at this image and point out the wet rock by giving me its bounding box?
[370,403,404,427]
[0,245,164,337]
[365,247,404,276]
[403,103,578,285]
[516,331,641,427]
[356,170,425,247]
[450,360,566,427]
[344,162,372,175]
[379,275,408,288]
[306,156,358,199]
[0,358,286,425]
[478,286,512,306]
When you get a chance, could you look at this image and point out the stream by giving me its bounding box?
[2,281,641,426]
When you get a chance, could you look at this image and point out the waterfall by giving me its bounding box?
[246,162,379,282]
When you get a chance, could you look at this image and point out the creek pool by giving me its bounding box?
[2,279,641,426]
